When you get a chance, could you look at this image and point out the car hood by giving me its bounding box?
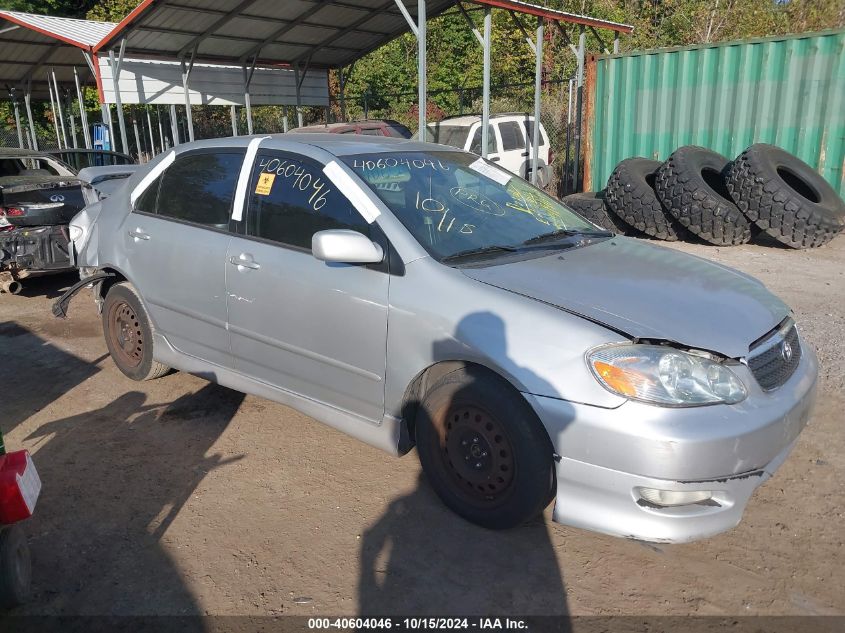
[460,237,789,359]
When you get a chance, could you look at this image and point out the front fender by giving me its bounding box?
[384,258,629,420]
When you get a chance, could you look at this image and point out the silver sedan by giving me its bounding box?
[60,134,817,543]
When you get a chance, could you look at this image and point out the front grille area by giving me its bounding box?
[747,324,802,391]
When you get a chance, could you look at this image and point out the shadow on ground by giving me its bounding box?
[14,271,78,300]
[0,323,104,437]
[15,376,244,615]
[358,473,570,619]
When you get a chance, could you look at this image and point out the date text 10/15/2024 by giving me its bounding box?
[308,618,529,630]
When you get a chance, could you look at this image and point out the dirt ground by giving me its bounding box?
[1,236,843,618]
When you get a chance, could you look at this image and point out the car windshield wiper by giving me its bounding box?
[522,228,613,245]
[440,244,520,263]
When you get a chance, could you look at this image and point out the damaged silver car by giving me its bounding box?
[57,135,818,543]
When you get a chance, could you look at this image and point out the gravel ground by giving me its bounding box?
[1,236,843,618]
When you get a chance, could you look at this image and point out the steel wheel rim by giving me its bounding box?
[440,404,515,506]
[108,300,144,368]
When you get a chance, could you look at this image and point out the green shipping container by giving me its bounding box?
[584,30,845,196]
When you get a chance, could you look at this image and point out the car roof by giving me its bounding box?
[51,148,132,158]
[290,119,408,133]
[0,147,55,158]
[172,133,460,157]
[431,113,536,126]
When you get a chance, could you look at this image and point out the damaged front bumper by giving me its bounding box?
[527,341,818,543]
[0,225,72,274]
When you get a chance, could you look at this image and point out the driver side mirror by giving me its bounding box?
[312,229,384,264]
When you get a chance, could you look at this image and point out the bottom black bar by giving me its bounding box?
[1,616,843,633]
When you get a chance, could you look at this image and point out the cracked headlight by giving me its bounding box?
[588,344,746,406]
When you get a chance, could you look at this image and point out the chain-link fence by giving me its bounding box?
[327,78,582,197]
[5,78,584,197]
[0,125,61,152]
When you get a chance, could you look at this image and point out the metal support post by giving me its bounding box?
[417,0,427,134]
[180,52,196,142]
[573,27,586,192]
[73,67,91,148]
[481,7,492,158]
[170,104,180,145]
[46,75,62,149]
[530,16,544,186]
[23,85,38,151]
[109,41,129,154]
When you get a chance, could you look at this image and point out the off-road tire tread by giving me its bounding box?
[562,191,626,233]
[725,145,845,248]
[654,146,751,246]
[604,158,688,241]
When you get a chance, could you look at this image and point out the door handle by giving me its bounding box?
[128,228,150,241]
[228,254,260,270]
[489,156,500,162]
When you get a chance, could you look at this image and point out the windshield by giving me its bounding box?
[343,151,603,262]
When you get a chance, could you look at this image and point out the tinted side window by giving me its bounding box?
[360,127,384,136]
[156,152,242,226]
[469,125,496,155]
[386,123,411,138]
[498,121,525,151]
[523,121,546,146]
[247,153,368,250]
[134,176,160,214]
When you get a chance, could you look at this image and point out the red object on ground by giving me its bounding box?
[0,450,40,524]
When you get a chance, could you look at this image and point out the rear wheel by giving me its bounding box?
[102,282,170,381]
[415,367,555,529]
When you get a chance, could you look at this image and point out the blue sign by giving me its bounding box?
[93,123,111,151]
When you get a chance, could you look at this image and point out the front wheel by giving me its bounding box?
[415,367,556,530]
[102,282,170,381]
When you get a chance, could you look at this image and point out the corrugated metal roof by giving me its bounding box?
[0,11,115,97]
[94,0,457,68]
[94,0,632,68]
[0,11,115,48]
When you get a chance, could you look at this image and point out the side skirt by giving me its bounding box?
[152,333,402,456]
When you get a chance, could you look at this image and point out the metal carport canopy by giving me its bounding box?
[93,0,631,68]
[93,0,631,159]
[0,11,114,149]
[0,10,112,93]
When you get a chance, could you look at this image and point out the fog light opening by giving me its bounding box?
[637,487,714,508]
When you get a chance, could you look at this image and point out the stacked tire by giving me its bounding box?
[564,143,845,249]
[725,145,845,248]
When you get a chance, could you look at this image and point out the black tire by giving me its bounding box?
[102,282,170,381]
[604,158,688,241]
[726,144,845,248]
[654,146,752,246]
[0,525,31,609]
[415,366,555,530]
[562,191,626,233]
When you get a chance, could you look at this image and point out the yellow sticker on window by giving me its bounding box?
[254,172,276,195]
